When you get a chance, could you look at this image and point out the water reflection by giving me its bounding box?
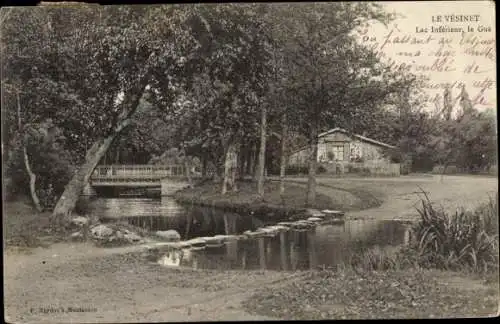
[160,220,411,271]
[85,197,412,270]
[86,197,265,240]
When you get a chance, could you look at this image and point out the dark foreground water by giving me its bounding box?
[85,197,412,271]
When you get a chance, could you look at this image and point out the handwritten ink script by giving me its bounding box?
[358,2,496,110]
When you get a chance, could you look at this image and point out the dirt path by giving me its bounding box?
[285,175,497,221]
[4,242,304,323]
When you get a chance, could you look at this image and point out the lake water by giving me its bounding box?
[85,197,412,271]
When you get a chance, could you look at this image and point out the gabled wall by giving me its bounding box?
[288,131,395,167]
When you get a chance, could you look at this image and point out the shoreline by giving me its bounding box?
[172,180,347,223]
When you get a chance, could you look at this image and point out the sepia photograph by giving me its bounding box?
[2,1,498,321]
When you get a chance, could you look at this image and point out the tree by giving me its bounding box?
[151,4,273,195]
[2,6,200,220]
[272,3,409,206]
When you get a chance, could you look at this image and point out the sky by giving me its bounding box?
[363,1,496,115]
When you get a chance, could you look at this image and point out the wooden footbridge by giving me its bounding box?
[88,164,199,196]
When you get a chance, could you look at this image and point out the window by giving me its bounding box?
[332,145,344,161]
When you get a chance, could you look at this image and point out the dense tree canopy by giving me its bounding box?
[1,4,495,213]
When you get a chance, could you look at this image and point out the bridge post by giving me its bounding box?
[161,178,168,196]
[82,183,96,196]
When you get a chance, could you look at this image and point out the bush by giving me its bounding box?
[5,128,75,210]
[345,245,422,272]
[400,162,411,175]
[343,194,499,274]
[285,164,327,175]
[317,165,327,174]
[411,192,499,273]
[286,165,308,175]
[347,164,371,175]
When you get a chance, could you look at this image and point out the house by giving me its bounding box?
[288,128,400,176]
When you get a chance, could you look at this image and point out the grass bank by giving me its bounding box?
[3,199,63,250]
[174,180,354,221]
[3,197,150,250]
[244,268,498,319]
[244,194,499,319]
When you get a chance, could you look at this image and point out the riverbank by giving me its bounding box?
[3,199,156,250]
[244,267,499,319]
[3,199,64,250]
[173,180,378,221]
[279,174,498,221]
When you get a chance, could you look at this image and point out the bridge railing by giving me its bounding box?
[91,164,187,179]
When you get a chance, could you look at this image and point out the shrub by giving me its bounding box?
[342,194,498,274]
[347,164,371,175]
[5,127,75,210]
[285,164,327,175]
[317,165,327,174]
[400,162,411,175]
[286,165,308,175]
[411,192,499,273]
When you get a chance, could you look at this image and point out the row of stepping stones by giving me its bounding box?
[146,209,344,254]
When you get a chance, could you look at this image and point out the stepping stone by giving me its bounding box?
[184,237,207,247]
[146,242,181,250]
[254,228,279,238]
[277,222,294,227]
[306,208,326,217]
[291,222,315,230]
[296,220,316,226]
[178,241,193,249]
[190,245,207,251]
[322,209,345,216]
[324,218,345,225]
[205,242,225,249]
[213,235,239,242]
[244,231,266,238]
[261,228,283,237]
[204,237,225,245]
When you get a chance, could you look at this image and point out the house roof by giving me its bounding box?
[318,128,397,149]
[289,127,396,155]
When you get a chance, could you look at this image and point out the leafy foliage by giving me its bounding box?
[5,120,74,208]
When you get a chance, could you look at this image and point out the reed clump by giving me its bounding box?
[346,193,499,274]
[412,192,498,273]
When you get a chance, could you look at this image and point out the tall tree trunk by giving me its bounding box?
[115,145,120,164]
[221,142,232,195]
[231,144,239,192]
[201,153,208,178]
[306,123,318,207]
[181,146,192,186]
[245,142,253,176]
[52,83,147,221]
[257,105,267,198]
[15,91,42,212]
[279,112,288,205]
[185,157,192,187]
[252,141,259,180]
[52,134,117,220]
[238,143,246,180]
[23,146,42,212]
[52,118,131,221]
